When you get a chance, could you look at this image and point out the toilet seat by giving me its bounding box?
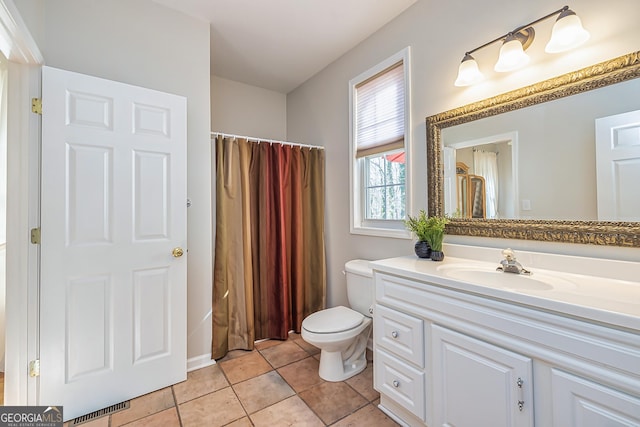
[302,306,363,334]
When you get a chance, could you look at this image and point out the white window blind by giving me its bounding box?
[355,61,405,158]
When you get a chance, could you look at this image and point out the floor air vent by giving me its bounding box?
[69,400,130,426]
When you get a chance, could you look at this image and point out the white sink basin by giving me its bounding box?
[436,264,577,292]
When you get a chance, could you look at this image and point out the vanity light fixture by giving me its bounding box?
[454,5,590,87]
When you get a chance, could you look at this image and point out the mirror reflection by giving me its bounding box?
[441,78,640,221]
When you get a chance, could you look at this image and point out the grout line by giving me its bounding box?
[227,378,250,425]
[170,385,184,427]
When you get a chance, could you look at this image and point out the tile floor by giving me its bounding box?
[65,333,399,426]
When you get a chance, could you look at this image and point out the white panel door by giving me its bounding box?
[595,110,640,221]
[39,66,187,420]
[432,325,533,427]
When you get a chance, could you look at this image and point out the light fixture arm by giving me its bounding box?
[464,5,569,56]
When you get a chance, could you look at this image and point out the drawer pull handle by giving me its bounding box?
[392,380,400,388]
[391,331,399,339]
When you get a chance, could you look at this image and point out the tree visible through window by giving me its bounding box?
[350,47,410,237]
[365,151,405,220]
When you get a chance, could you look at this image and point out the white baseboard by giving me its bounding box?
[187,353,216,372]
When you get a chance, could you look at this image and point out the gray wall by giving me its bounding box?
[211,75,287,140]
[286,0,640,307]
[15,0,213,362]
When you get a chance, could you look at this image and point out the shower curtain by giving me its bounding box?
[474,150,499,219]
[212,135,326,360]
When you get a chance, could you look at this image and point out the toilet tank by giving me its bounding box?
[345,259,373,317]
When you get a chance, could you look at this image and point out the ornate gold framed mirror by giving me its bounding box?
[427,51,640,247]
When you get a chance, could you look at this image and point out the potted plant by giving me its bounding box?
[404,210,433,259]
[423,215,449,261]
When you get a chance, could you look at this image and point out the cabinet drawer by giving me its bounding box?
[374,304,424,367]
[375,348,426,421]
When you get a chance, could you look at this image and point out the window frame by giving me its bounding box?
[349,47,412,239]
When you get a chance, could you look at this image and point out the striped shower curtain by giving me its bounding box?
[211,135,326,360]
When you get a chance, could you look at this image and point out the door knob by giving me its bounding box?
[172,247,184,258]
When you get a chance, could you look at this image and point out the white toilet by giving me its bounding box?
[301,259,373,381]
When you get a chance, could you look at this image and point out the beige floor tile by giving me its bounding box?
[331,403,400,427]
[288,331,303,340]
[255,339,284,351]
[121,407,181,427]
[299,381,367,425]
[64,335,382,427]
[179,387,246,427]
[250,396,324,427]
[64,416,109,427]
[173,363,228,404]
[260,340,309,368]
[233,371,295,414]
[217,348,256,362]
[219,351,272,384]
[224,417,253,427]
[277,357,324,393]
[345,362,379,401]
[111,387,175,427]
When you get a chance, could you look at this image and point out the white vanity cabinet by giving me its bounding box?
[431,325,533,427]
[371,261,640,427]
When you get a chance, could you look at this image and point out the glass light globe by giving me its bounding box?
[545,10,590,53]
[494,36,529,72]
[455,54,484,86]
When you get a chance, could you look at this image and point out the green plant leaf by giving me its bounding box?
[404,211,449,250]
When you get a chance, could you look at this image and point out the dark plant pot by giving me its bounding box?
[430,251,445,262]
[414,241,432,259]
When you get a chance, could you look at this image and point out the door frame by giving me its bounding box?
[1,0,43,405]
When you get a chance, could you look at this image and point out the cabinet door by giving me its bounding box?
[551,369,640,426]
[432,325,533,427]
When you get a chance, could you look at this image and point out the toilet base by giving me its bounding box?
[316,323,371,382]
[318,349,367,382]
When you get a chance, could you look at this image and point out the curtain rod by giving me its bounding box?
[211,132,324,150]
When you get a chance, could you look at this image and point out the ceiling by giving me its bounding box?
[152,0,417,93]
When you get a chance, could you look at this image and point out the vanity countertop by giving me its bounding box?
[371,255,640,331]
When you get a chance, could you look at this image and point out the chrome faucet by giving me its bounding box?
[496,248,531,275]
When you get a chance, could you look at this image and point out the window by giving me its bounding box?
[350,48,411,238]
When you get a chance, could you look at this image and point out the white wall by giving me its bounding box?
[286,0,640,307]
[211,75,286,140]
[15,0,213,362]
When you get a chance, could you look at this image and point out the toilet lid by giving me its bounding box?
[303,306,364,333]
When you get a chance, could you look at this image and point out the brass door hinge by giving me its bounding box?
[30,227,41,244]
[31,98,42,115]
[29,359,40,377]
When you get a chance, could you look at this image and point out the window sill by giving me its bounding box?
[350,225,411,239]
